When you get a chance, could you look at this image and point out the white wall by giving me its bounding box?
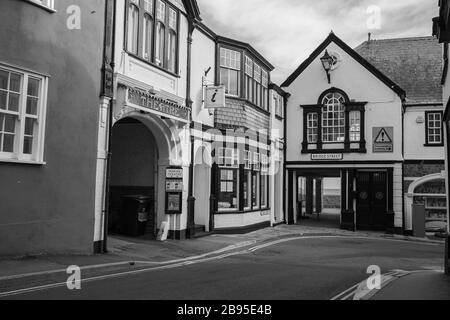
[404,107,445,160]
[284,41,403,163]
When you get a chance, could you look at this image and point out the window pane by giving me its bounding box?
[168,8,177,30]
[3,134,14,153]
[27,78,40,97]
[167,31,177,73]
[9,73,21,92]
[4,115,16,133]
[322,92,346,142]
[143,14,153,61]
[229,70,239,96]
[0,70,8,89]
[157,0,166,21]
[155,22,165,66]
[26,97,38,115]
[23,137,33,155]
[0,91,6,110]
[220,68,229,93]
[8,93,20,112]
[127,4,139,54]
[25,118,35,136]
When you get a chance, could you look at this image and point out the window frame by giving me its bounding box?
[24,0,56,12]
[125,0,180,76]
[425,111,444,147]
[0,63,48,164]
[219,47,242,97]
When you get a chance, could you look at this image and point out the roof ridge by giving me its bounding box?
[358,35,436,45]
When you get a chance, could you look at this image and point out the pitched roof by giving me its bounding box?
[355,36,443,105]
[281,32,406,98]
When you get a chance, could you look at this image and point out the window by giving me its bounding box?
[220,48,241,96]
[349,111,361,142]
[218,147,239,168]
[0,65,47,162]
[218,169,239,211]
[253,152,261,171]
[252,171,260,209]
[260,174,268,209]
[322,92,346,143]
[126,0,179,74]
[274,94,284,118]
[261,70,269,111]
[253,64,261,106]
[142,0,154,61]
[426,112,443,145]
[261,154,269,173]
[245,57,253,101]
[244,150,252,170]
[307,113,319,143]
[127,0,140,55]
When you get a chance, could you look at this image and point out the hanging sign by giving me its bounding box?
[373,127,394,153]
[205,85,226,109]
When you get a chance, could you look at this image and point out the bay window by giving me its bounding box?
[126,0,179,74]
[253,64,261,106]
[0,64,47,163]
[245,57,253,101]
[302,89,367,154]
[220,48,241,96]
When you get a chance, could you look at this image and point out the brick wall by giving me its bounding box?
[404,163,444,178]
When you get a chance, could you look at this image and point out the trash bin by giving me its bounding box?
[119,195,152,237]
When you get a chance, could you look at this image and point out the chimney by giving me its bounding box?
[368,32,372,42]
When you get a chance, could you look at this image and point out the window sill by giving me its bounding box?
[126,51,181,79]
[0,158,46,166]
[424,143,444,147]
[24,0,57,13]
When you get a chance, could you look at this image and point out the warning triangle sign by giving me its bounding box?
[375,128,392,143]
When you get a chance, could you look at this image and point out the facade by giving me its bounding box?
[0,0,108,256]
[355,37,446,236]
[282,33,406,233]
[433,0,450,274]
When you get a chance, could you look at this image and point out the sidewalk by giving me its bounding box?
[371,271,450,300]
[0,224,445,295]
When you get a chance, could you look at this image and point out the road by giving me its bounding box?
[2,236,444,300]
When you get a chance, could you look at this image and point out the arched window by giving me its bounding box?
[127,0,139,55]
[321,91,346,143]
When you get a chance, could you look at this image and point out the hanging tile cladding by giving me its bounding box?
[215,98,270,131]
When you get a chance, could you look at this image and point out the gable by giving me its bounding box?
[281,33,405,99]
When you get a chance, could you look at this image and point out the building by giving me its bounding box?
[282,32,406,233]
[0,0,110,256]
[433,0,450,274]
[355,36,446,236]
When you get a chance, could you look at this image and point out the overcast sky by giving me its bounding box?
[197,0,438,84]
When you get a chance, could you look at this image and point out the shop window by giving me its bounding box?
[0,64,48,163]
[218,169,239,212]
[252,171,260,209]
[244,150,252,170]
[261,174,268,209]
[425,111,443,146]
[243,169,252,210]
[220,48,241,96]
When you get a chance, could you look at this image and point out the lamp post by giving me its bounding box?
[320,50,334,84]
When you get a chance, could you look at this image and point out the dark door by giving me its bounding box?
[356,172,388,231]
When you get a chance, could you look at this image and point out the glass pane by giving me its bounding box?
[229,70,239,95]
[4,115,16,133]
[8,93,20,112]
[0,70,8,89]
[0,91,6,110]
[220,68,229,93]
[28,78,40,97]
[23,136,33,155]
[25,118,35,135]
[9,73,21,92]
[26,96,38,115]
[3,134,14,152]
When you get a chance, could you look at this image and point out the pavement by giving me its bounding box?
[0,224,448,299]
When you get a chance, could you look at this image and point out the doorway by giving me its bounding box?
[108,118,158,239]
[356,171,388,231]
[194,147,211,233]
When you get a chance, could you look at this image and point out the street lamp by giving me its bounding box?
[320,50,334,84]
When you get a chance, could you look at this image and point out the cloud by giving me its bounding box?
[197,0,438,84]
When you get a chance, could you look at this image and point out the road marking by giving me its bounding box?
[0,235,443,298]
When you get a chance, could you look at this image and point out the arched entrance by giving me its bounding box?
[193,145,212,233]
[405,173,447,234]
[108,117,159,238]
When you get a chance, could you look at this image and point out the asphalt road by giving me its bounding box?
[3,237,444,300]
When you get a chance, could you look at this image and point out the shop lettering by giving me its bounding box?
[177,305,211,318]
[128,89,190,121]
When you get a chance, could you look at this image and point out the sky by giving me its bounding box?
[196,0,439,84]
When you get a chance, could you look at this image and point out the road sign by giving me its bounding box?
[373,127,394,153]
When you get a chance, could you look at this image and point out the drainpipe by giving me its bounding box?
[186,18,196,239]
[101,0,116,253]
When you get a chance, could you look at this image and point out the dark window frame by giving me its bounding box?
[425,111,445,147]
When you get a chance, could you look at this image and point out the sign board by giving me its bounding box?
[166,180,183,192]
[166,168,183,179]
[311,153,343,161]
[373,127,394,153]
[205,85,226,109]
[128,88,190,121]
